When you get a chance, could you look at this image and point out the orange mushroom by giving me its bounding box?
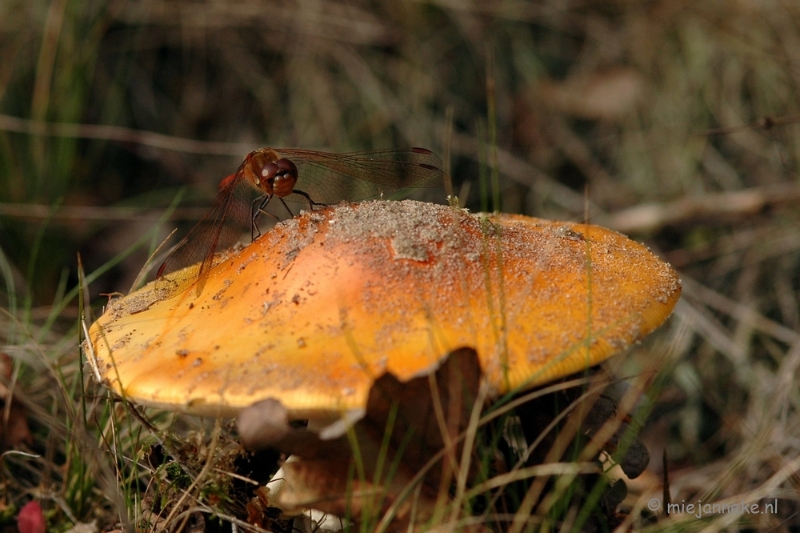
[86,200,680,420]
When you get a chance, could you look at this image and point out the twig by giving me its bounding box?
[0,203,208,222]
[697,115,800,136]
[0,114,255,156]
[604,183,800,234]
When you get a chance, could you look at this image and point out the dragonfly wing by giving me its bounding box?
[278,148,444,205]
[156,175,254,297]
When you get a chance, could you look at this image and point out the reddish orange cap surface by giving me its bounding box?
[87,200,680,417]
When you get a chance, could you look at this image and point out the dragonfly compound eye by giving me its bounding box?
[272,158,299,197]
[275,158,298,177]
[260,162,279,180]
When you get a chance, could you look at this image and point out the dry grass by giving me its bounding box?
[2,0,800,531]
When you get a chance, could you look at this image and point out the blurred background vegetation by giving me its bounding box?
[2,0,800,530]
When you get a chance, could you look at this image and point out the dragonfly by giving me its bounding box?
[156,147,444,298]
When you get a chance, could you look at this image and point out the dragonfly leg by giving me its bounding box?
[251,194,276,241]
[278,197,295,218]
[278,192,324,219]
[292,189,326,211]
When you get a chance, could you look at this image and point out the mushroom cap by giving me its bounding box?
[88,200,680,418]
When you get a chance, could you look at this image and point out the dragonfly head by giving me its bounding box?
[264,158,299,198]
[244,150,299,197]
